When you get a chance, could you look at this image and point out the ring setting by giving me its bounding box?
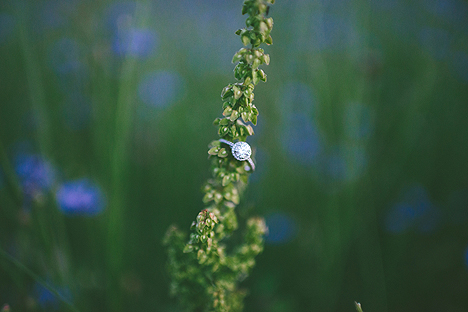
[219,139,255,171]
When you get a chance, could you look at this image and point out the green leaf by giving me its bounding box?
[232,52,243,63]
[208,147,219,155]
[203,192,214,203]
[251,113,257,125]
[241,111,250,123]
[252,70,259,85]
[214,192,224,204]
[230,110,239,121]
[266,17,274,30]
[241,5,248,15]
[219,118,230,126]
[252,58,261,69]
[231,125,238,137]
[259,21,268,34]
[222,175,230,186]
[258,69,267,82]
[233,86,242,99]
[246,125,254,135]
[265,35,273,45]
[218,148,228,158]
[183,244,194,253]
[219,126,230,136]
[242,35,250,46]
[223,106,232,117]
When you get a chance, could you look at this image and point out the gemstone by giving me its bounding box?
[231,142,251,161]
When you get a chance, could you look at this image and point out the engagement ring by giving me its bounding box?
[219,139,255,171]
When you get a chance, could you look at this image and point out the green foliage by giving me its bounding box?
[164,0,274,311]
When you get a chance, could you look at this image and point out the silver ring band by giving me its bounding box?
[219,139,255,171]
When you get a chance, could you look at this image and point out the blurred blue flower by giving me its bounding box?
[384,184,441,234]
[0,13,16,45]
[265,212,298,245]
[138,70,185,108]
[14,154,55,197]
[112,28,158,58]
[418,27,451,61]
[56,179,105,216]
[48,38,86,75]
[282,113,323,167]
[34,282,72,311]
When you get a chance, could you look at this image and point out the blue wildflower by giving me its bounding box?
[14,154,55,197]
[56,179,105,216]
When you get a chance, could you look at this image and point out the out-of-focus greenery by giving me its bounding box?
[0,0,468,311]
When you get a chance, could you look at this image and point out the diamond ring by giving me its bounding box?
[219,139,255,171]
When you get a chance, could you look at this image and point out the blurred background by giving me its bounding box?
[1,0,468,311]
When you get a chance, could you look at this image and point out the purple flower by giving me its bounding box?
[56,179,105,216]
[14,154,55,197]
